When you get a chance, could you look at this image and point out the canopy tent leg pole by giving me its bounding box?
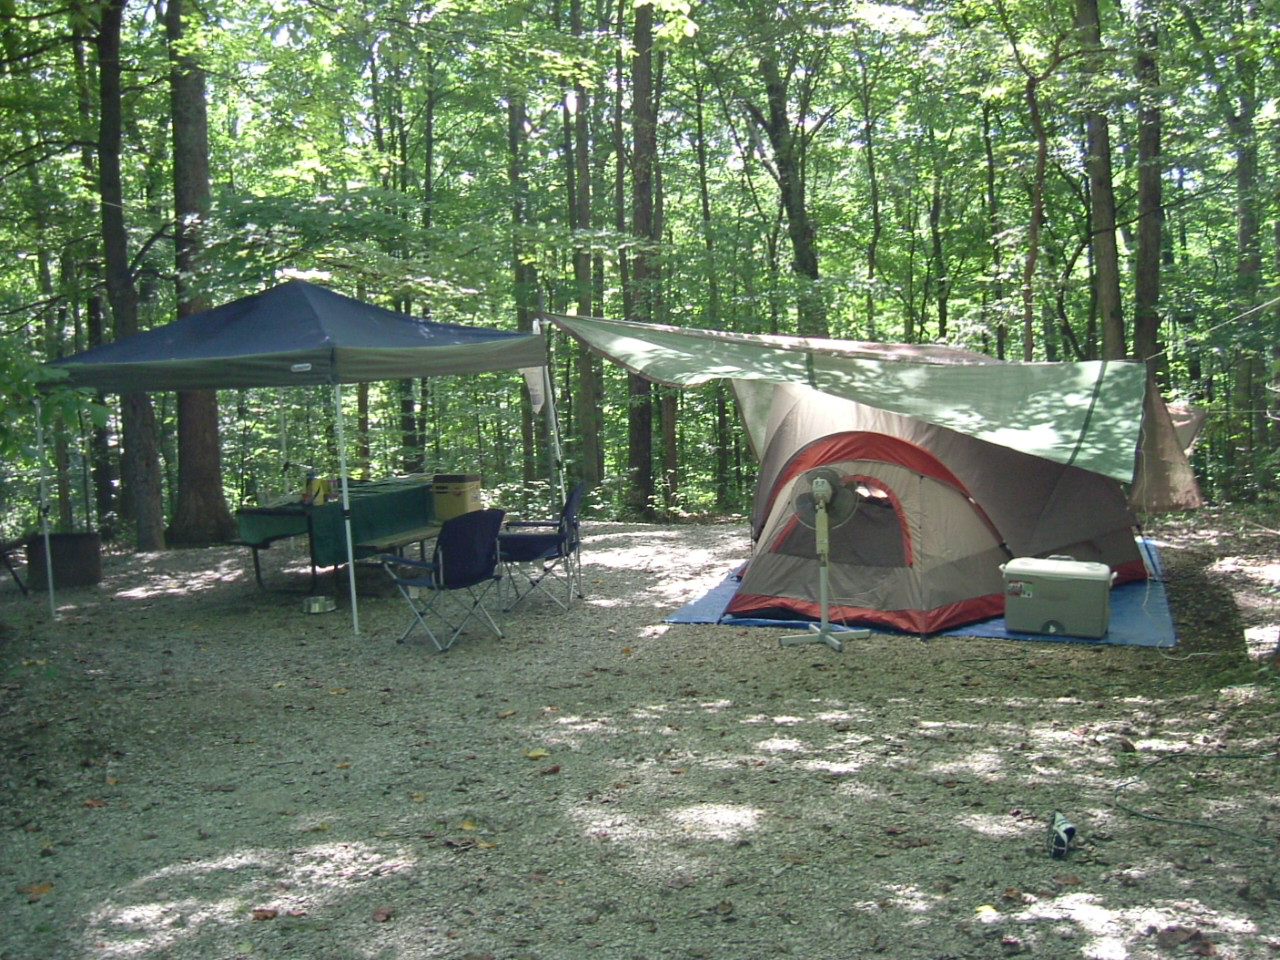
[34,399,56,620]
[530,317,566,508]
[542,346,565,507]
[333,384,359,636]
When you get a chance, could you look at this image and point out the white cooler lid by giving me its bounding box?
[1001,557,1112,580]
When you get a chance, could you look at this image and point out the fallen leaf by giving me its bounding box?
[497,709,517,718]
[372,906,393,922]
[83,798,107,808]
[329,687,348,695]
[252,907,278,921]
[18,882,53,902]
[538,765,561,775]
[334,761,351,769]
[459,818,478,831]
[525,747,550,760]
[1154,926,1197,949]
[409,792,425,802]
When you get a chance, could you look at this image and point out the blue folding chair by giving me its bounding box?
[498,482,586,612]
[379,508,505,651]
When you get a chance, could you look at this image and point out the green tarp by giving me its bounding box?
[547,314,1150,484]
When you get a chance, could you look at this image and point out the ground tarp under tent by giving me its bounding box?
[545,313,1198,640]
[44,279,548,633]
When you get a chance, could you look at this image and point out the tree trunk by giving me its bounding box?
[858,59,881,339]
[98,0,165,551]
[1132,0,1164,383]
[928,131,948,341]
[1020,74,1048,361]
[1076,0,1125,360]
[749,54,826,337]
[165,0,235,545]
[1229,58,1260,500]
[507,95,542,485]
[572,0,602,490]
[69,4,117,534]
[627,0,655,519]
[982,101,1008,359]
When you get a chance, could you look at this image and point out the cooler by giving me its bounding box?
[1000,557,1115,639]
[432,473,483,521]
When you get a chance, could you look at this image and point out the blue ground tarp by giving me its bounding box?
[666,540,1176,648]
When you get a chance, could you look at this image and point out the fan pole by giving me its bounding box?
[780,478,868,652]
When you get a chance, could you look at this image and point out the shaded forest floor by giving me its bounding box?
[0,504,1277,960]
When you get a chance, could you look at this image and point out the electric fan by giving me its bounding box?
[779,467,870,652]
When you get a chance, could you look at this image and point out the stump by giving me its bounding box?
[26,532,103,590]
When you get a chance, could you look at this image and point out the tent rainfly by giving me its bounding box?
[45,279,549,633]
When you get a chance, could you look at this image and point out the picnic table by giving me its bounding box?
[234,475,440,588]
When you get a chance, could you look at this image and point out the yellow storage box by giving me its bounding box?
[433,473,483,520]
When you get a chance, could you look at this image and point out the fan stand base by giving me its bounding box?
[779,623,869,652]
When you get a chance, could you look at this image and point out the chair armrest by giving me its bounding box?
[504,520,557,529]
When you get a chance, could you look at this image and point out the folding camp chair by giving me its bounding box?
[498,482,585,612]
[379,508,505,651]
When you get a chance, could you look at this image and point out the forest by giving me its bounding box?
[1,0,1277,550]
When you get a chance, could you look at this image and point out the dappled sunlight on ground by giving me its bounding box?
[85,840,419,959]
[3,516,1277,960]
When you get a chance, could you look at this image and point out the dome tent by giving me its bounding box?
[725,382,1147,634]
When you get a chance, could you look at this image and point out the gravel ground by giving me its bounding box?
[1,512,1278,960]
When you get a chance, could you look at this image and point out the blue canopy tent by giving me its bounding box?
[43,279,549,633]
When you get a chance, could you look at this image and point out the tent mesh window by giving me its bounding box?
[772,476,908,567]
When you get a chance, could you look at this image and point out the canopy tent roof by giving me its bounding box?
[544,313,1200,509]
[50,279,546,392]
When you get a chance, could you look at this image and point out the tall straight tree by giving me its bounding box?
[165,0,235,544]
[1131,0,1163,382]
[627,0,656,519]
[571,0,603,489]
[507,93,543,484]
[996,1,1076,360]
[739,23,828,337]
[97,0,165,550]
[1075,0,1124,360]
